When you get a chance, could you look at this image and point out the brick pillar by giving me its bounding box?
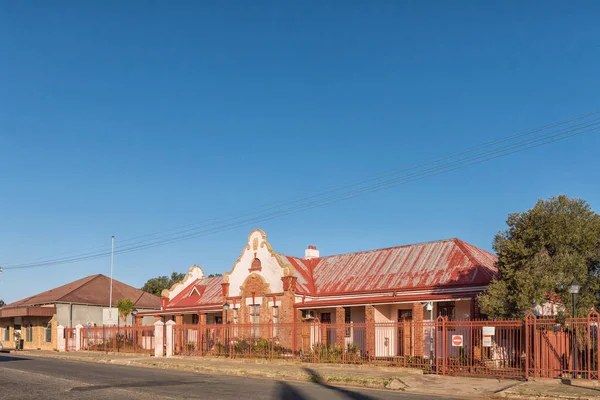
[365,305,375,358]
[335,307,345,349]
[412,302,424,357]
[175,314,183,354]
[199,313,207,355]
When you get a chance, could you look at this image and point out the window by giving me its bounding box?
[192,314,199,324]
[25,325,33,342]
[344,307,351,337]
[4,326,9,341]
[45,323,52,343]
[438,302,455,321]
[250,305,260,338]
[320,313,331,323]
[398,310,413,321]
[272,306,279,337]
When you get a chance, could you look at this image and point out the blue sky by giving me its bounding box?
[1,1,599,303]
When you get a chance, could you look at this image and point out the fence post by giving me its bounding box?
[154,320,165,357]
[56,325,65,352]
[441,317,447,375]
[165,320,176,357]
[525,312,534,380]
[74,324,83,351]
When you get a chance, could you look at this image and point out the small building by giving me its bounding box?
[142,229,497,358]
[0,274,160,350]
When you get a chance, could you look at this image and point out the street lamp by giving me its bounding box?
[131,308,139,352]
[569,280,581,378]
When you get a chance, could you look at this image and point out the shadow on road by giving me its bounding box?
[0,355,31,362]
[300,368,376,400]
[70,379,203,392]
[277,382,306,400]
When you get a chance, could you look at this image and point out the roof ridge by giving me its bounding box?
[451,238,497,279]
[56,274,103,303]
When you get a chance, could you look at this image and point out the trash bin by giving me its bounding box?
[18,339,24,350]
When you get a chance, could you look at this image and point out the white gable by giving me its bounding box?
[162,265,205,300]
[226,229,288,297]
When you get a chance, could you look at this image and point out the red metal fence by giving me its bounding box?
[64,310,600,381]
[66,325,156,354]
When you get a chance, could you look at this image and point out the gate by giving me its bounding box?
[526,310,599,379]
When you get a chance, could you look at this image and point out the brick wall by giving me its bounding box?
[0,316,55,350]
[365,305,375,358]
[412,302,424,357]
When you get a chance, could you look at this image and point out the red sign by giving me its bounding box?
[452,335,463,347]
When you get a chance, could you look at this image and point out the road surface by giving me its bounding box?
[0,354,469,399]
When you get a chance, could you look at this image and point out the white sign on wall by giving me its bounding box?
[103,308,119,326]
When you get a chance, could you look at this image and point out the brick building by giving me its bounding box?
[143,229,497,358]
[0,274,160,351]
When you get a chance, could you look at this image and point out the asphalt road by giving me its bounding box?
[0,354,468,400]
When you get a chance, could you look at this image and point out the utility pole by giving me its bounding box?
[109,236,115,311]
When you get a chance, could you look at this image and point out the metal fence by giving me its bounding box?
[170,310,599,380]
[63,309,600,381]
[66,325,156,353]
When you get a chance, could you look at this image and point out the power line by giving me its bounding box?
[7,110,597,269]
[2,112,599,270]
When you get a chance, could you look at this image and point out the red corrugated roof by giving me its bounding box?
[164,237,497,310]
[166,276,223,309]
[281,238,497,296]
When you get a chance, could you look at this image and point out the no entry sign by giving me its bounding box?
[452,335,463,347]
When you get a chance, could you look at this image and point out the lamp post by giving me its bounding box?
[223,303,230,355]
[131,308,138,352]
[569,280,581,378]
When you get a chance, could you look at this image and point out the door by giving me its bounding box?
[398,310,413,356]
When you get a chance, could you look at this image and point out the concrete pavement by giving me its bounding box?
[0,354,468,400]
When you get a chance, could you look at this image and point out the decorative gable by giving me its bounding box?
[223,229,295,298]
[161,265,205,300]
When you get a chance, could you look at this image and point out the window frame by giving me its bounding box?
[272,306,279,338]
[344,307,351,337]
[437,302,456,321]
[25,325,33,342]
[249,304,260,338]
[45,323,52,343]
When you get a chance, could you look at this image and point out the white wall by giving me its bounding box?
[227,230,288,297]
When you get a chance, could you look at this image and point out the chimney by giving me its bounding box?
[305,245,320,260]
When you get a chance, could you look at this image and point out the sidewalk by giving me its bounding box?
[14,350,600,399]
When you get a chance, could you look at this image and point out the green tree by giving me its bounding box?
[0,299,5,307]
[116,298,134,322]
[141,272,185,296]
[207,273,223,278]
[479,195,600,319]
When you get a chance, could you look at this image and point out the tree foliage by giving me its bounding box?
[0,299,4,307]
[116,298,134,320]
[207,273,223,278]
[479,195,600,319]
[141,272,186,296]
